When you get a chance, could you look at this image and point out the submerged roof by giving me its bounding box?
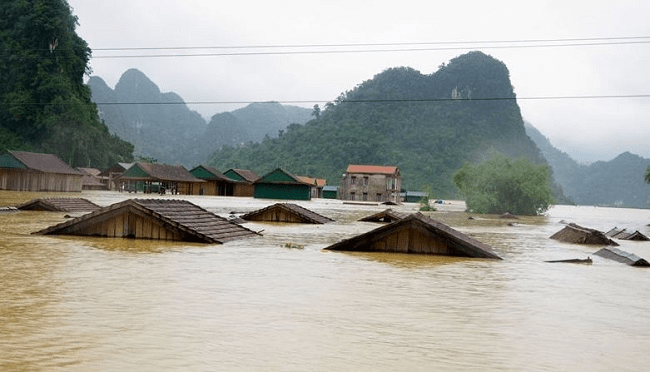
[325,213,501,259]
[550,223,618,246]
[224,168,260,183]
[242,203,334,224]
[594,247,650,267]
[17,198,101,212]
[190,165,234,182]
[256,168,311,185]
[35,199,260,244]
[605,227,650,241]
[3,151,82,175]
[358,209,410,223]
[346,165,399,175]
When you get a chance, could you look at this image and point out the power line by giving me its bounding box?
[4,94,649,107]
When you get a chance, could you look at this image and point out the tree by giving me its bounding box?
[453,153,555,215]
[0,0,133,168]
[646,166,650,183]
[312,104,320,119]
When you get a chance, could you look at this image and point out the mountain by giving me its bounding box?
[89,70,312,166]
[0,0,133,168]
[525,123,650,208]
[206,51,550,198]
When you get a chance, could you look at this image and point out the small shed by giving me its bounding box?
[35,199,260,244]
[324,213,502,258]
[98,162,134,190]
[119,163,205,195]
[253,168,312,201]
[594,247,650,267]
[78,167,107,190]
[322,185,338,199]
[550,223,619,246]
[0,151,83,192]
[241,203,334,224]
[359,209,409,223]
[404,191,428,203]
[605,227,650,241]
[190,165,239,196]
[17,198,101,212]
[223,168,260,197]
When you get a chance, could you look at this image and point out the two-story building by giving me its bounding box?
[340,164,401,203]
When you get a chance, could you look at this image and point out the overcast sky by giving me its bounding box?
[67,0,650,163]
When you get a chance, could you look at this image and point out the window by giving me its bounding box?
[376,193,382,201]
[350,192,355,200]
[363,176,369,186]
[362,192,368,201]
[351,176,356,185]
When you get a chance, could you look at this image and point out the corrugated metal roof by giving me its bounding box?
[346,164,399,175]
[35,199,260,244]
[231,169,260,183]
[7,151,82,175]
[123,163,204,182]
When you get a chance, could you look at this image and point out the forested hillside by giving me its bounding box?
[0,0,133,168]
[525,123,650,207]
[89,70,312,166]
[207,52,547,197]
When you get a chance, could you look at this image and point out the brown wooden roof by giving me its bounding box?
[550,223,619,246]
[8,151,82,175]
[359,209,410,223]
[325,213,502,259]
[35,199,260,244]
[17,198,101,212]
[230,169,260,183]
[123,163,204,182]
[241,203,334,224]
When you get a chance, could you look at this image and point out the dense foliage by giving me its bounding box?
[646,166,650,184]
[453,153,555,215]
[207,52,548,197]
[0,0,133,167]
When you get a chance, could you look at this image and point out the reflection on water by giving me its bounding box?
[1,190,650,371]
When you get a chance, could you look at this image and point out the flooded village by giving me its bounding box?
[2,150,650,371]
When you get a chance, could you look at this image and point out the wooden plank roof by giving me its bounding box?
[17,198,102,212]
[190,165,234,182]
[256,168,311,185]
[325,213,502,259]
[35,199,260,244]
[605,227,650,241]
[225,168,260,183]
[241,203,334,224]
[550,223,619,246]
[594,247,650,266]
[4,151,82,175]
[359,209,410,223]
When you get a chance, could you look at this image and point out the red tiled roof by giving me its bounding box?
[297,176,316,185]
[346,164,398,175]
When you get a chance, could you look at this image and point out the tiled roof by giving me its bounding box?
[8,151,82,175]
[346,164,398,175]
[242,203,334,224]
[17,198,101,212]
[231,169,260,183]
[125,163,204,182]
[35,199,260,244]
[358,209,410,223]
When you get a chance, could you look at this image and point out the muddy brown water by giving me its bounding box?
[1,191,649,371]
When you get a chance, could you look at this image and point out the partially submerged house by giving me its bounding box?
[594,247,650,267]
[253,168,313,201]
[17,198,101,213]
[322,185,338,199]
[605,227,650,241]
[296,176,327,198]
[78,167,107,190]
[223,168,260,197]
[241,203,334,224]
[190,165,239,196]
[324,213,502,259]
[0,151,83,192]
[98,162,133,190]
[339,164,401,203]
[35,199,260,244]
[119,163,205,195]
[550,223,618,246]
[359,209,409,223]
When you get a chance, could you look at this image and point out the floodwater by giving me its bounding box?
[1,190,649,371]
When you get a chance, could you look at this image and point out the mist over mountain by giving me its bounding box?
[89,69,312,166]
[525,122,650,208]
[207,51,552,198]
